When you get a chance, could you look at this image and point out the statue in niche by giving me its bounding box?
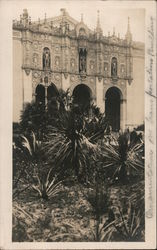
[79,49,86,73]
[43,48,50,69]
[111,57,117,77]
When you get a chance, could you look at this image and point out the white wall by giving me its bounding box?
[13,36,23,122]
[96,77,104,113]
[23,70,32,105]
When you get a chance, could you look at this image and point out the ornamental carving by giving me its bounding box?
[71,49,75,56]
[55,46,59,52]
[70,58,75,68]
[90,78,94,83]
[78,39,87,48]
[55,56,60,66]
[33,53,39,67]
[104,62,108,73]
[121,64,125,76]
[64,72,68,79]
[98,76,102,82]
[33,71,41,78]
[33,42,38,49]
[70,75,75,82]
[55,74,60,81]
[90,60,94,70]
[25,68,31,76]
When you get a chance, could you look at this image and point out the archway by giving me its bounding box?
[105,87,121,132]
[73,84,92,112]
[36,84,45,105]
[47,83,59,101]
[47,83,59,111]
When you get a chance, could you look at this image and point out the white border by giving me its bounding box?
[0,0,156,249]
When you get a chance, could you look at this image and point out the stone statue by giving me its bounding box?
[43,49,50,69]
[111,58,117,76]
[79,53,86,72]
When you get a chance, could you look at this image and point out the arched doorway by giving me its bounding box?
[105,87,121,132]
[47,83,59,111]
[36,84,45,105]
[73,84,92,112]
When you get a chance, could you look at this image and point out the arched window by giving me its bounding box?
[36,84,45,105]
[79,48,87,73]
[43,47,51,70]
[111,57,118,77]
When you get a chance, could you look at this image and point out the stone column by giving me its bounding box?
[96,76,104,113]
[120,98,127,131]
[61,73,70,92]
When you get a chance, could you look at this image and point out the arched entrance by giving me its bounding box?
[47,83,59,111]
[72,84,92,112]
[105,87,121,132]
[47,83,59,101]
[36,84,45,105]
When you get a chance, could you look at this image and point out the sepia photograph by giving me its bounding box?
[0,0,156,249]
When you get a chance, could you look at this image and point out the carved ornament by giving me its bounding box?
[64,72,68,79]
[25,68,31,76]
[98,76,102,82]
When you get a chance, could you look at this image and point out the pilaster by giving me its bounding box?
[96,76,104,113]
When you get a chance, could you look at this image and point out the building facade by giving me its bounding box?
[13,8,145,131]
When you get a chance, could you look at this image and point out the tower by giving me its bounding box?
[125,17,132,44]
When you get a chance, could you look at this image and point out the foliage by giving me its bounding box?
[100,132,144,183]
[13,91,145,242]
[19,89,72,140]
[31,169,63,200]
[102,202,145,241]
[44,108,99,181]
[20,102,47,139]
[136,123,144,131]
[13,132,63,200]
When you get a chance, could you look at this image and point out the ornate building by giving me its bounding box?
[13,8,145,131]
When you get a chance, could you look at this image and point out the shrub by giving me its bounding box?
[100,132,144,184]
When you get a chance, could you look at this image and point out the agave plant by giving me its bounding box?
[31,169,63,200]
[100,132,144,183]
[102,202,145,241]
[14,132,63,200]
[45,108,99,181]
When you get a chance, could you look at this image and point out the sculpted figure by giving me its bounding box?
[43,48,50,69]
[111,58,117,76]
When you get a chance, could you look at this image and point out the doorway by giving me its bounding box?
[105,87,121,132]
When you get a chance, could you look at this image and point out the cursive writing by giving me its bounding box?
[145,16,156,219]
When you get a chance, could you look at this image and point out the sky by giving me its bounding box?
[11,0,145,42]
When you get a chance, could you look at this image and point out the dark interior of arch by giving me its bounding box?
[105,87,121,132]
[47,83,59,101]
[47,83,59,111]
[73,84,91,112]
[36,84,45,105]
